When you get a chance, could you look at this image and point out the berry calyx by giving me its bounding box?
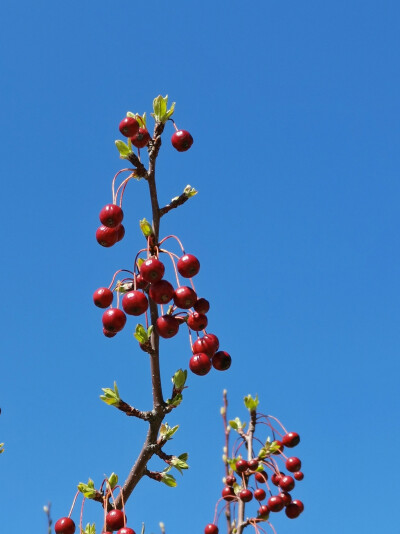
[173,286,197,309]
[221,486,236,501]
[149,280,175,304]
[102,308,127,333]
[187,312,208,331]
[255,471,268,483]
[189,353,212,376]
[282,432,300,448]
[140,257,165,283]
[122,291,148,316]
[239,489,253,502]
[119,116,139,137]
[194,298,210,314]
[279,475,295,492]
[204,525,219,534]
[99,204,124,228]
[130,128,151,148]
[212,350,231,371]
[106,510,126,531]
[254,488,266,501]
[93,287,113,308]
[267,495,284,512]
[171,130,193,152]
[286,456,302,472]
[54,517,76,534]
[96,225,119,247]
[235,459,249,473]
[156,315,180,338]
[177,254,200,278]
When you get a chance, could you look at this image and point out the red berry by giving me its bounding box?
[212,351,231,371]
[187,312,208,331]
[267,495,284,512]
[257,505,270,519]
[173,286,197,309]
[96,225,119,247]
[248,459,259,470]
[204,525,218,534]
[203,333,219,351]
[171,130,193,152]
[294,471,304,481]
[189,353,212,375]
[279,491,292,506]
[221,486,236,501]
[102,308,127,333]
[192,337,217,358]
[286,457,302,472]
[279,475,295,492]
[255,471,268,483]
[131,127,151,148]
[292,499,304,512]
[271,472,282,486]
[194,298,210,314]
[99,204,124,228]
[116,224,125,242]
[254,488,266,501]
[93,287,113,308]
[119,116,139,137]
[177,254,200,277]
[106,510,126,531]
[149,280,175,304]
[282,432,300,448]
[225,475,236,486]
[235,459,249,473]
[54,517,75,534]
[103,328,117,338]
[140,257,165,283]
[239,489,253,502]
[122,291,148,316]
[134,273,147,290]
[117,529,136,534]
[285,502,303,519]
[156,315,180,338]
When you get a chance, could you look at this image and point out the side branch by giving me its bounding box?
[159,192,191,217]
[127,152,147,177]
[117,400,153,421]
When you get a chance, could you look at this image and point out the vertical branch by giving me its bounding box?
[221,390,232,534]
[237,410,257,534]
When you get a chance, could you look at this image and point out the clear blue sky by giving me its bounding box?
[1,1,399,533]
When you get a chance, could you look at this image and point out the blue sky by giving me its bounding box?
[1,1,399,533]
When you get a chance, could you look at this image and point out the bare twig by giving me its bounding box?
[159,192,191,217]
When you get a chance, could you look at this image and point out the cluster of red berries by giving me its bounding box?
[54,509,135,534]
[96,204,125,248]
[93,242,231,376]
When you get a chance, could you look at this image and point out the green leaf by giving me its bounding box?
[229,420,238,430]
[229,417,246,431]
[83,523,96,534]
[183,184,198,198]
[244,394,259,412]
[172,369,187,390]
[270,441,282,454]
[100,381,120,406]
[164,101,175,121]
[166,393,182,407]
[108,472,118,489]
[77,480,98,499]
[139,218,153,237]
[134,324,148,344]
[160,473,177,487]
[147,325,154,338]
[115,140,132,159]
[127,111,136,118]
[135,113,146,128]
[170,455,189,471]
[117,282,133,293]
[137,258,145,269]
[159,423,179,440]
[151,95,175,123]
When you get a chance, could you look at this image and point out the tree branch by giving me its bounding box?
[159,192,191,217]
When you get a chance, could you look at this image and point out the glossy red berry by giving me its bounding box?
[99,204,124,228]
[156,315,180,338]
[248,459,259,470]
[93,287,113,308]
[225,475,236,486]
[96,225,119,247]
[130,127,151,148]
[203,333,219,351]
[235,459,249,473]
[140,257,165,283]
[102,308,127,333]
[294,471,304,481]
[177,254,200,277]
[119,116,139,137]
[279,475,295,492]
[212,351,231,371]
[122,291,148,316]
[271,472,282,486]
[286,457,302,472]
[292,499,304,512]
[239,489,253,502]
[257,505,270,519]
[255,471,268,483]
[267,495,284,512]
[54,517,76,534]
[192,336,217,358]
[149,280,175,304]
[254,488,266,501]
[106,510,126,531]
[221,486,236,501]
[134,273,147,290]
[189,353,212,375]
[103,328,117,338]
[282,432,300,448]
[117,529,136,534]
[171,130,193,152]
[187,312,208,331]
[285,501,303,519]
[204,525,218,534]
[279,491,292,506]
[194,298,210,314]
[116,224,125,242]
[173,286,197,309]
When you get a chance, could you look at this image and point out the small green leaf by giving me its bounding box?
[100,381,120,406]
[134,324,148,344]
[164,101,175,121]
[135,113,146,128]
[108,472,118,489]
[117,282,133,293]
[183,185,198,198]
[127,111,136,118]
[151,95,175,123]
[115,140,132,159]
[159,423,179,440]
[139,218,153,237]
[147,325,154,338]
[166,393,182,407]
[137,258,145,269]
[161,473,177,487]
[172,369,187,390]
[77,480,98,499]
[83,523,96,534]
[270,441,282,454]
[170,455,189,471]
[244,394,259,412]
[229,420,238,430]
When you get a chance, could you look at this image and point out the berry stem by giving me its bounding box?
[68,490,80,518]
[112,169,134,204]
[158,235,186,253]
